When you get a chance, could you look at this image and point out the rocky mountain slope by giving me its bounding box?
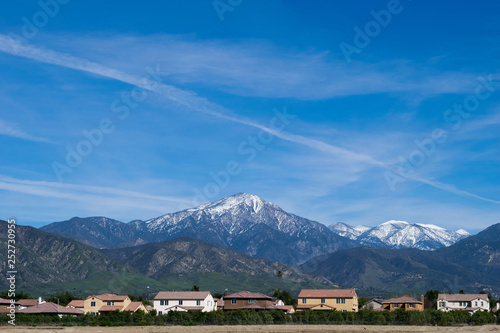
[0,220,132,288]
[102,236,333,292]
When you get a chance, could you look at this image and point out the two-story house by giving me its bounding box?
[0,297,20,316]
[83,294,132,314]
[297,289,358,312]
[153,291,216,314]
[382,296,424,311]
[437,294,489,313]
[222,290,275,311]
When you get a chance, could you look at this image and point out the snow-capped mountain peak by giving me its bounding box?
[329,220,470,250]
[456,229,471,236]
[189,192,275,215]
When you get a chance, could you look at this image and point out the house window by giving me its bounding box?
[440,302,445,307]
[107,301,114,306]
[336,298,346,304]
[231,299,237,305]
[197,300,201,306]
[481,301,484,306]
[409,303,414,308]
[91,301,96,307]
[302,298,307,304]
[159,311,162,315]
[394,304,398,308]
[160,300,168,306]
[179,300,183,305]
[475,301,478,306]
[321,298,325,304]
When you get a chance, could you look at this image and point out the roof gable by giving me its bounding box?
[154,291,210,300]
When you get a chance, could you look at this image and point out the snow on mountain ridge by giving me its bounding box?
[329,220,470,250]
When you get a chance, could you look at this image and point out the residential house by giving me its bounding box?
[297,289,358,312]
[382,296,424,311]
[153,291,216,314]
[67,300,85,311]
[222,290,276,311]
[0,297,19,315]
[437,294,489,313]
[18,297,46,310]
[362,299,384,310]
[214,298,224,310]
[123,301,149,313]
[18,302,83,317]
[83,294,131,314]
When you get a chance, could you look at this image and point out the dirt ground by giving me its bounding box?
[1,325,500,333]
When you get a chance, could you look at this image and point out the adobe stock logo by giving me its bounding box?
[191,106,295,207]
[385,75,495,191]
[51,65,167,182]
[9,0,70,44]
[339,0,409,64]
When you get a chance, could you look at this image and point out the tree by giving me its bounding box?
[276,270,283,290]
[424,290,439,309]
[48,291,81,306]
[270,289,297,308]
[0,290,31,301]
[191,285,200,291]
[459,290,465,294]
[129,295,152,306]
[358,297,369,309]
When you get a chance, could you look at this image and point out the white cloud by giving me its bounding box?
[0,118,52,143]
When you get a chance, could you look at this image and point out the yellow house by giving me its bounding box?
[83,294,131,314]
[297,289,358,312]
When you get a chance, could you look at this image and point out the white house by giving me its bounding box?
[437,294,489,313]
[153,291,217,315]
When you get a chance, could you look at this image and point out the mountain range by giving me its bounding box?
[0,220,330,297]
[329,221,470,250]
[301,223,500,295]
[41,193,469,265]
[42,193,359,265]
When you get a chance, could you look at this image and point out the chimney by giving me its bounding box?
[224,289,228,297]
[421,295,424,306]
[38,297,42,305]
[497,303,499,311]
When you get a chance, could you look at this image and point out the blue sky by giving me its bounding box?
[1,0,499,232]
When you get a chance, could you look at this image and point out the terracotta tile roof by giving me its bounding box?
[154,291,210,300]
[123,301,145,312]
[87,294,128,302]
[298,289,357,299]
[383,296,422,304]
[17,299,44,307]
[98,305,123,312]
[18,302,83,315]
[67,300,84,308]
[438,294,489,302]
[225,291,272,300]
[0,297,19,305]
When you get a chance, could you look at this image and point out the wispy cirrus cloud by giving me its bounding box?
[1,34,499,207]
[0,118,52,143]
[45,34,485,100]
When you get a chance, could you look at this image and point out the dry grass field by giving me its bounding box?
[1,325,500,333]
